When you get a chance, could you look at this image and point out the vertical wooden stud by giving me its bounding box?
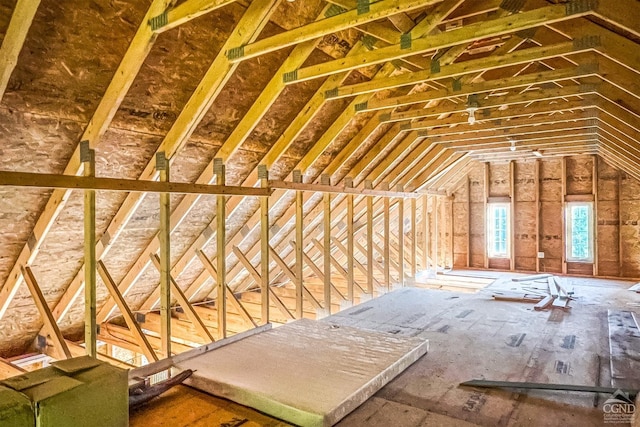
[592,155,598,276]
[214,158,227,339]
[396,185,404,287]
[535,159,541,273]
[466,177,471,268]
[410,196,416,280]
[365,181,374,295]
[345,177,355,303]
[483,162,489,269]
[156,151,171,358]
[448,196,453,270]
[561,156,567,274]
[81,141,97,357]
[509,160,516,271]
[618,170,623,273]
[321,174,332,316]
[258,165,269,324]
[433,196,439,274]
[423,195,429,271]
[293,170,304,318]
[382,183,391,289]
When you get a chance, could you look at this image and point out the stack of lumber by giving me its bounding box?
[491,274,574,310]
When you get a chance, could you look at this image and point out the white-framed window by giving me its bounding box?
[487,203,510,258]
[566,202,594,262]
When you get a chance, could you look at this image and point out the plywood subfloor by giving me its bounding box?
[129,385,291,427]
[133,271,640,426]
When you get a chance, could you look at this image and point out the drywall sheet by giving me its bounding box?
[177,318,429,427]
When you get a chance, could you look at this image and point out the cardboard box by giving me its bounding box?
[1,356,128,427]
[0,385,34,427]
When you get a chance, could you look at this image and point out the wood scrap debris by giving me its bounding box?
[628,283,640,293]
[491,292,544,303]
[493,274,575,310]
[512,274,553,282]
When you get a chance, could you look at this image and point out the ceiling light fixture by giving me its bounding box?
[508,137,516,152]
[532,150,543,157]
[466,94,479,125]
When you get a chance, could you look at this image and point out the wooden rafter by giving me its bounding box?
[226,0,438,62]
[0,0,41,102]
[288,3,594,82]
[0,0,173,320]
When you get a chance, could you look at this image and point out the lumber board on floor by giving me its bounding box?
[533,295,555,311]
[461,379,637,394]
[512,274,553,282]
[608,310,640,390]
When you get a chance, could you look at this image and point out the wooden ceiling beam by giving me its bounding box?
[288,3,592,82]
[227,0,438,62]
[324,40,593,99]
[440,128,599,149]
[153,0,239,33]
[382,84,599,124]
[296,9,462,173]
[408,99,596,130]
[360,63,599,113]
[0,0,41,103]
[0,0,172,320]
[346,99,594,182]
[419,113,597,139]
[550,19,640,75]
[593,0,640,42]
[456,136,598,155]
[597,145,640,181]
[597,133,640,166]
[0,171,270,196]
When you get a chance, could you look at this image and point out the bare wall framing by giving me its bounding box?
[451,155,640,278]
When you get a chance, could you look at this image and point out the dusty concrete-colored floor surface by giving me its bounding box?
[133,271,639,426]
[333,271,639,427]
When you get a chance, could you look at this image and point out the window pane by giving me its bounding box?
[488,204,509,258]
[570,205,589,259]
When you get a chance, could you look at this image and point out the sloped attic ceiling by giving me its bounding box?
[0,0,637,359]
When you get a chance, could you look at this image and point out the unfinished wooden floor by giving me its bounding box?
[131,271,639,426]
